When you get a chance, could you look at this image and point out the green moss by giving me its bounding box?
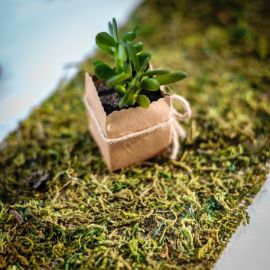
[0,0,270,269]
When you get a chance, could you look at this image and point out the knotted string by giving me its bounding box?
[83,94,191,160]
[169,94,192,159]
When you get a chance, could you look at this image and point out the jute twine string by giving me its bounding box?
[83,94,191,160]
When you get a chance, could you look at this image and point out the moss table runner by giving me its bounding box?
[0,0,269,269]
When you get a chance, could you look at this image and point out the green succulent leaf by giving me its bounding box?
[140,78,160,91]
[118,41,127,62]
[126,42,140,72]
[143,69,169,76]
[136,94,150,108]
[134,42,144,52]
[96,32,117,48]
[127,77,138,91]
[115,85,126,95]
[107,73,130,88]
[94,63,115,80]
[129,94,137,105]
[96,44,114,56]
[115,57,124,73]
[108,22,113,36]
[123,62,132,76]
[123,31,136,41]
[93,60,106,68]
[140,56,151,72]
[119,93,131,108]
[138,52,151,67]
[156,71,188,85]
[112,18,118,41]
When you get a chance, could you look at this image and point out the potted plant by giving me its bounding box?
[84,18,191,171]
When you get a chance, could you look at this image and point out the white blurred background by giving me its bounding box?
[0,0,141,141]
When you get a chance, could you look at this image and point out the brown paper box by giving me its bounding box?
[85,73,173,171]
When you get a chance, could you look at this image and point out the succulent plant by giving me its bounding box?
[93,18,187,108]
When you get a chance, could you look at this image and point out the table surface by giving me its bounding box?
[0,1,269,269]
[215,173,270,270]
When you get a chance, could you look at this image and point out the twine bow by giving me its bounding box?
[84,93,191,160]
[169,94,192,159]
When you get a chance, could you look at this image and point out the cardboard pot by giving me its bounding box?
[84,73,173,171]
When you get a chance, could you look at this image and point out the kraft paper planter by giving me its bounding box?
[84,73,173,171]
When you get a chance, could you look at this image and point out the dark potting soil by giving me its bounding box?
[94,79,163,115]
